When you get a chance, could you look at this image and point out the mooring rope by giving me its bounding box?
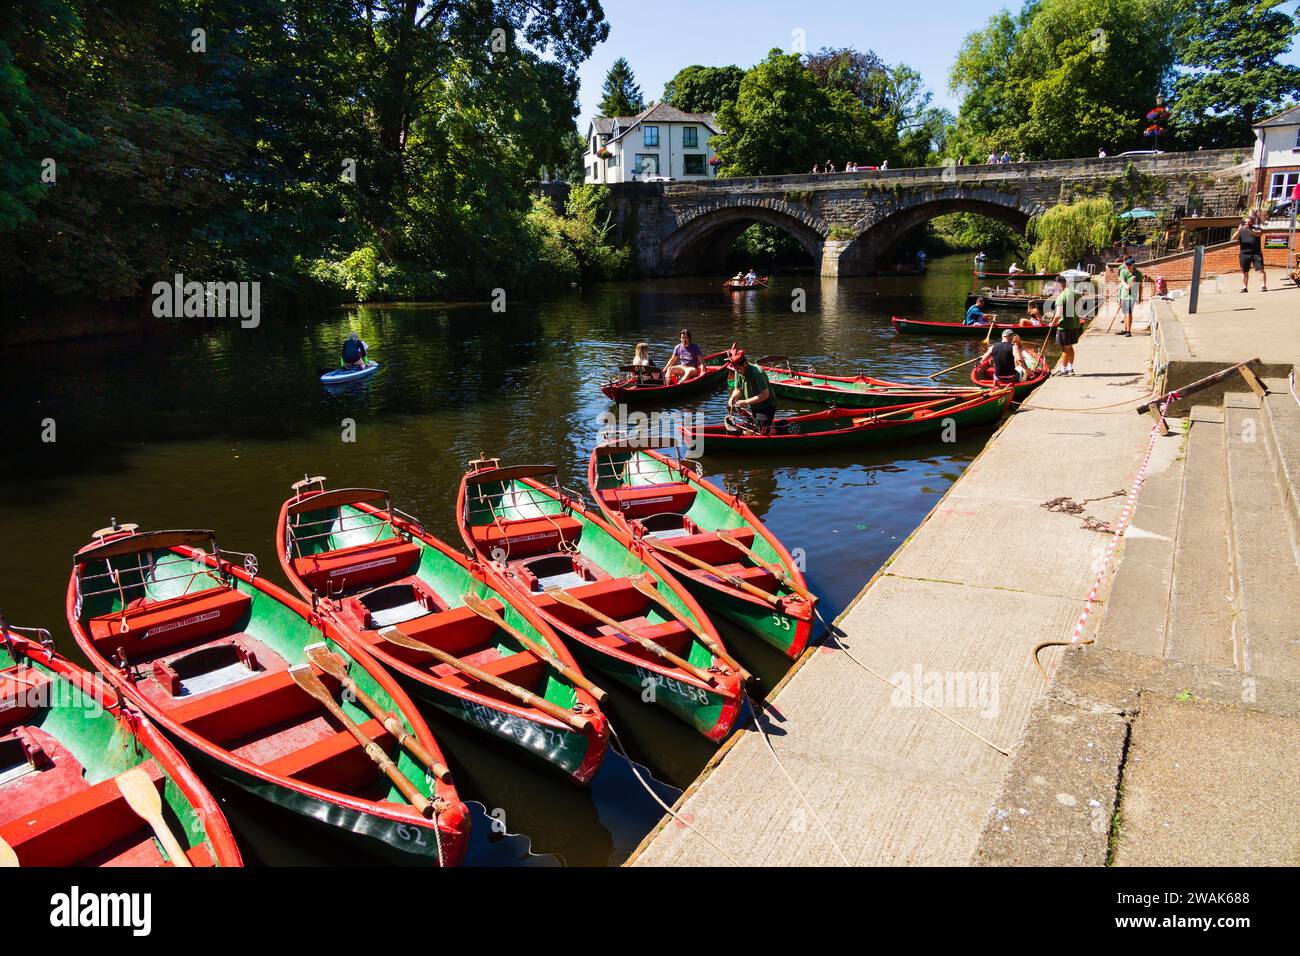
[1032,400,1169,680]
[813,606,1011,757]
[743,687,851,865]
[606,723,742,866]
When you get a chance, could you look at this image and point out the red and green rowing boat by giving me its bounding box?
[457,459,745,741]
[66,525,470,866]
[972,346,1049,401]
[276,479,609,785]
[757,357,984,409]
[681,389,1014,453]
[601,351,729,403]
[0,623,242,867]
[892,315,1061,337]
[589,443,816,660]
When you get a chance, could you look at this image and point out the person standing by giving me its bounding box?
[1116,256,1142,336]
[1237,216,1267,292]
[1052,281,1083,376]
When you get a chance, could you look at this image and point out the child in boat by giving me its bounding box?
[663,329,704,384]
[1019,306,1044,326]
[630,342,661,383]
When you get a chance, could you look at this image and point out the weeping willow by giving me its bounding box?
[1026,198,1117,272]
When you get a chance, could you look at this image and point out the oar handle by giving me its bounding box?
[651,540,784,608]
[714,531,818,606]
[544,587,718,686]
[378,628,593,733]
[462,594,607,702]
[290,666,431,815]
[628,575,750,681]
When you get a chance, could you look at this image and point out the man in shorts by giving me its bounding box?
[1237,217,1267,292]
[1053,281,1082,376]
[1116,256,1142,336]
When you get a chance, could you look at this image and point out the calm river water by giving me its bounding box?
[2,252,1040,865]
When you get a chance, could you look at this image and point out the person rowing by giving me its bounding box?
[341,331,369,370]
[662,328,703,384]
[724,348,777,435]
[744,267,758,286]
[978,329,1028,383]
[964,295,997,325]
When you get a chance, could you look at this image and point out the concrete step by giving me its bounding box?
[1262,376,1300,561]
[1224,393,1300,681]
[1166,408,1237,669]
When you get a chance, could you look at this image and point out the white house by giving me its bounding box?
[1251,104,1300,212]
[583,103,721,184]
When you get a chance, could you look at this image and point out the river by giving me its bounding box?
[2,251,1037,865]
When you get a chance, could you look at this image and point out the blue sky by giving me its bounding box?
[576,0,1021,122]
[576,0,1300,126]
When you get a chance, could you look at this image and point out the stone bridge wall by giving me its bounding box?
[605,149,1250,277]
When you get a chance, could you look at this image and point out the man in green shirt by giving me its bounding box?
[1116,256,1142,337]
[1052,280,1083,376]
[725,349,777,434]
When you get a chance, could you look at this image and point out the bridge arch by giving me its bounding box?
[660,197,830,275]
[842,188,1042,273]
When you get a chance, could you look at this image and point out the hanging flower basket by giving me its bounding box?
[596,147,612,159]
[708,155,723,167]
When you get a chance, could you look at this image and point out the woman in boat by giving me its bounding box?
[663,329,704,384]
[1018,305,1044,327]
[341,331,369,370]
[977,330,1027,384]
[630,342,661,383]
[725,349,777,435]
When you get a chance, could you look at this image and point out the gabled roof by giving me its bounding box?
[586,102,721,147]
[1254,104,1300,128]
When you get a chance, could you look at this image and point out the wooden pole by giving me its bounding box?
[376,628,594,733]
[115,767,194,866]
[1136,359,1264,414]
[460,593,607,702]
[543,587,719,685]
[304,645,453,782]
[648,540,786,608]
[714,530,819,606]
[626,575,751,680]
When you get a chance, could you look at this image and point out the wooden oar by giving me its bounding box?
[461,593,607,702]
[0,835,18,867]
[289,665,432,815]
[648,540,785,608]
[926,356,981,379]
[714,530,819,606]
[115,766,193,867]
[626,574,751,681]
[543,587,718,686]
[376,628,593,733]
[304,645,453,783]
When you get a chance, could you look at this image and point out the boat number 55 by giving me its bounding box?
[771,613,791,630]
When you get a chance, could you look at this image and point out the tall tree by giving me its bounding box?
[662,64,744,113]
[1170,0,1300,147]
[598,56,644,116]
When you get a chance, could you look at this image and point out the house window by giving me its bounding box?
[643,126,659,147]
[633,154,659,177]
[605,154,617,168]
[1268,171,1300,200]
[683,127,698,148]
[683,154,705,175]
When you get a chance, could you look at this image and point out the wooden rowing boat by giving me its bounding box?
[972,346,1048,401]
[457,459,744,741]
[892,315,1061,337]
[757,357,985,409]
[973,270,1059,280]
[681,389,1014,453]
[589,443,816,659]
[722,276,769,291]
[66,526,470,865]
[0,623,242,867]
[276,479,608,785]
[601,351,729,403]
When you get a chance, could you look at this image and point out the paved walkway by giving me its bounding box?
[631,310,1165,866]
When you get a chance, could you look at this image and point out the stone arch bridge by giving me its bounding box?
[604,149,1248,277]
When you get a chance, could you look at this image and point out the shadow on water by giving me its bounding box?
[3,253,1034,865]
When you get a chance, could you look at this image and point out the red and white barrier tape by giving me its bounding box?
[1042,399,1170,681]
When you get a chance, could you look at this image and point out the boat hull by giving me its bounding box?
[893,316,1061,337]
[601,353,729,403]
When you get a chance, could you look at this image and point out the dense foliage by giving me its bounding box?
[597,56,644,116]
[662,64,745,114]
[0,0,613,310]
[1025,197,1117,271]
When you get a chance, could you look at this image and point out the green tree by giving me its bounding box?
[1026,197,1117,271]
[1170,0,1300,147]
[662,64,744,113]
[598,56,644,116]
[949,0,1181,161]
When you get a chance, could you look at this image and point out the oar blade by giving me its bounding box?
[0,835,19,867]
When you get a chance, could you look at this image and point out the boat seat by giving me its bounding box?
[86,587,251,662]
[655,527,757,566]
[342,578,447,630]
[470,515,583,559]
[0,669,53,732]
[0,759,173,868]
[598,482,697,519]
[262,717,395,792]
[293,537,421,596]
[169,669,320,746]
